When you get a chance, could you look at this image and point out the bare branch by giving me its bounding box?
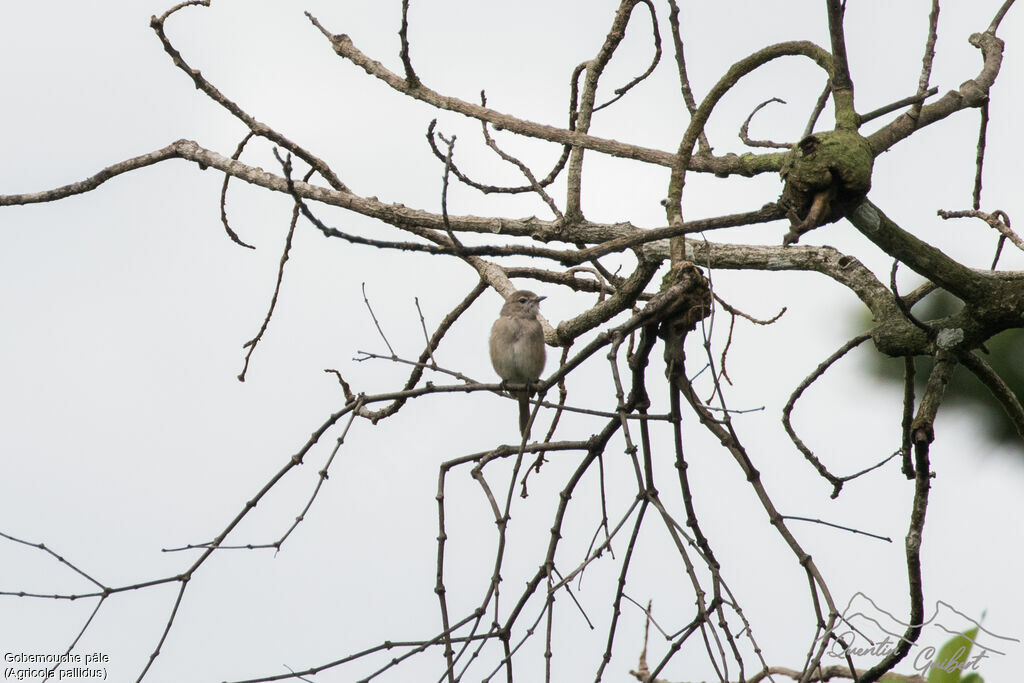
[859,86,939,125]
[825,0,859,129]
[782,334,872,497]
[860,352,954,682]
[361,283,398,358]
[803,82,832,137]
[238,153,313,381]
[974,102,990,210]
[958,350,1024,438]
[782,515,892,543]
[219,131,257,249]
[909,0,941,121]
[566,0,648,220]
[0,143,183,206]
[665,0,711,154]
[868,31,1004,155]
[739,98,792,149]
[901,357,917,478]
[890,260,934,339]
[478,92,563,219]
[663,40,833,261]
[848,200,993,304]
[398,0,420,87]
[938,208,1024,265]
[593,0,662,114]
[987,0,1017,34]
[305,13,790,177]
[425,119,571,196]
[151,2,349,193]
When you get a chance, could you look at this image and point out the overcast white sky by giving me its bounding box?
[1,1,1023,681]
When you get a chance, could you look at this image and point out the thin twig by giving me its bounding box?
[782,515,892,543]
[398,0,420,87]
[938,209,1023,265]
[890,260,934,338]
[239,151,312,381]
[665,0,712,153]
[437,130,467,253]
[479,92,563,219]
[803,83,832,138]
[859,87,939,125]
[219,131,257,249]
[594,0,662,113]
[739,98,792,149]
[973,102,989,210]
[361,283,398,358]
[909,0,941,122]
[860,352,954,682]
[425,119,571,196]
[414,297,439,368]
[782,334,872,498]
[153,3,349,193]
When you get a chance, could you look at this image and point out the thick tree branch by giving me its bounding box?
[847,200,992,303]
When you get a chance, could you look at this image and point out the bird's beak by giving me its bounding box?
[537,296,547,302]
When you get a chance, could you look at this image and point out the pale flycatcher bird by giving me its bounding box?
[489,290,546,437]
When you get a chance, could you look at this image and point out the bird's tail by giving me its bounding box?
[517,389,531,437]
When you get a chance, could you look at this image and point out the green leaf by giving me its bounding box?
[960,674,983,683]
[927,627,979,683]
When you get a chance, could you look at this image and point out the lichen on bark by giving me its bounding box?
[778,128,874,245]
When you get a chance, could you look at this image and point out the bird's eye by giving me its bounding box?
[519,297,527,303]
